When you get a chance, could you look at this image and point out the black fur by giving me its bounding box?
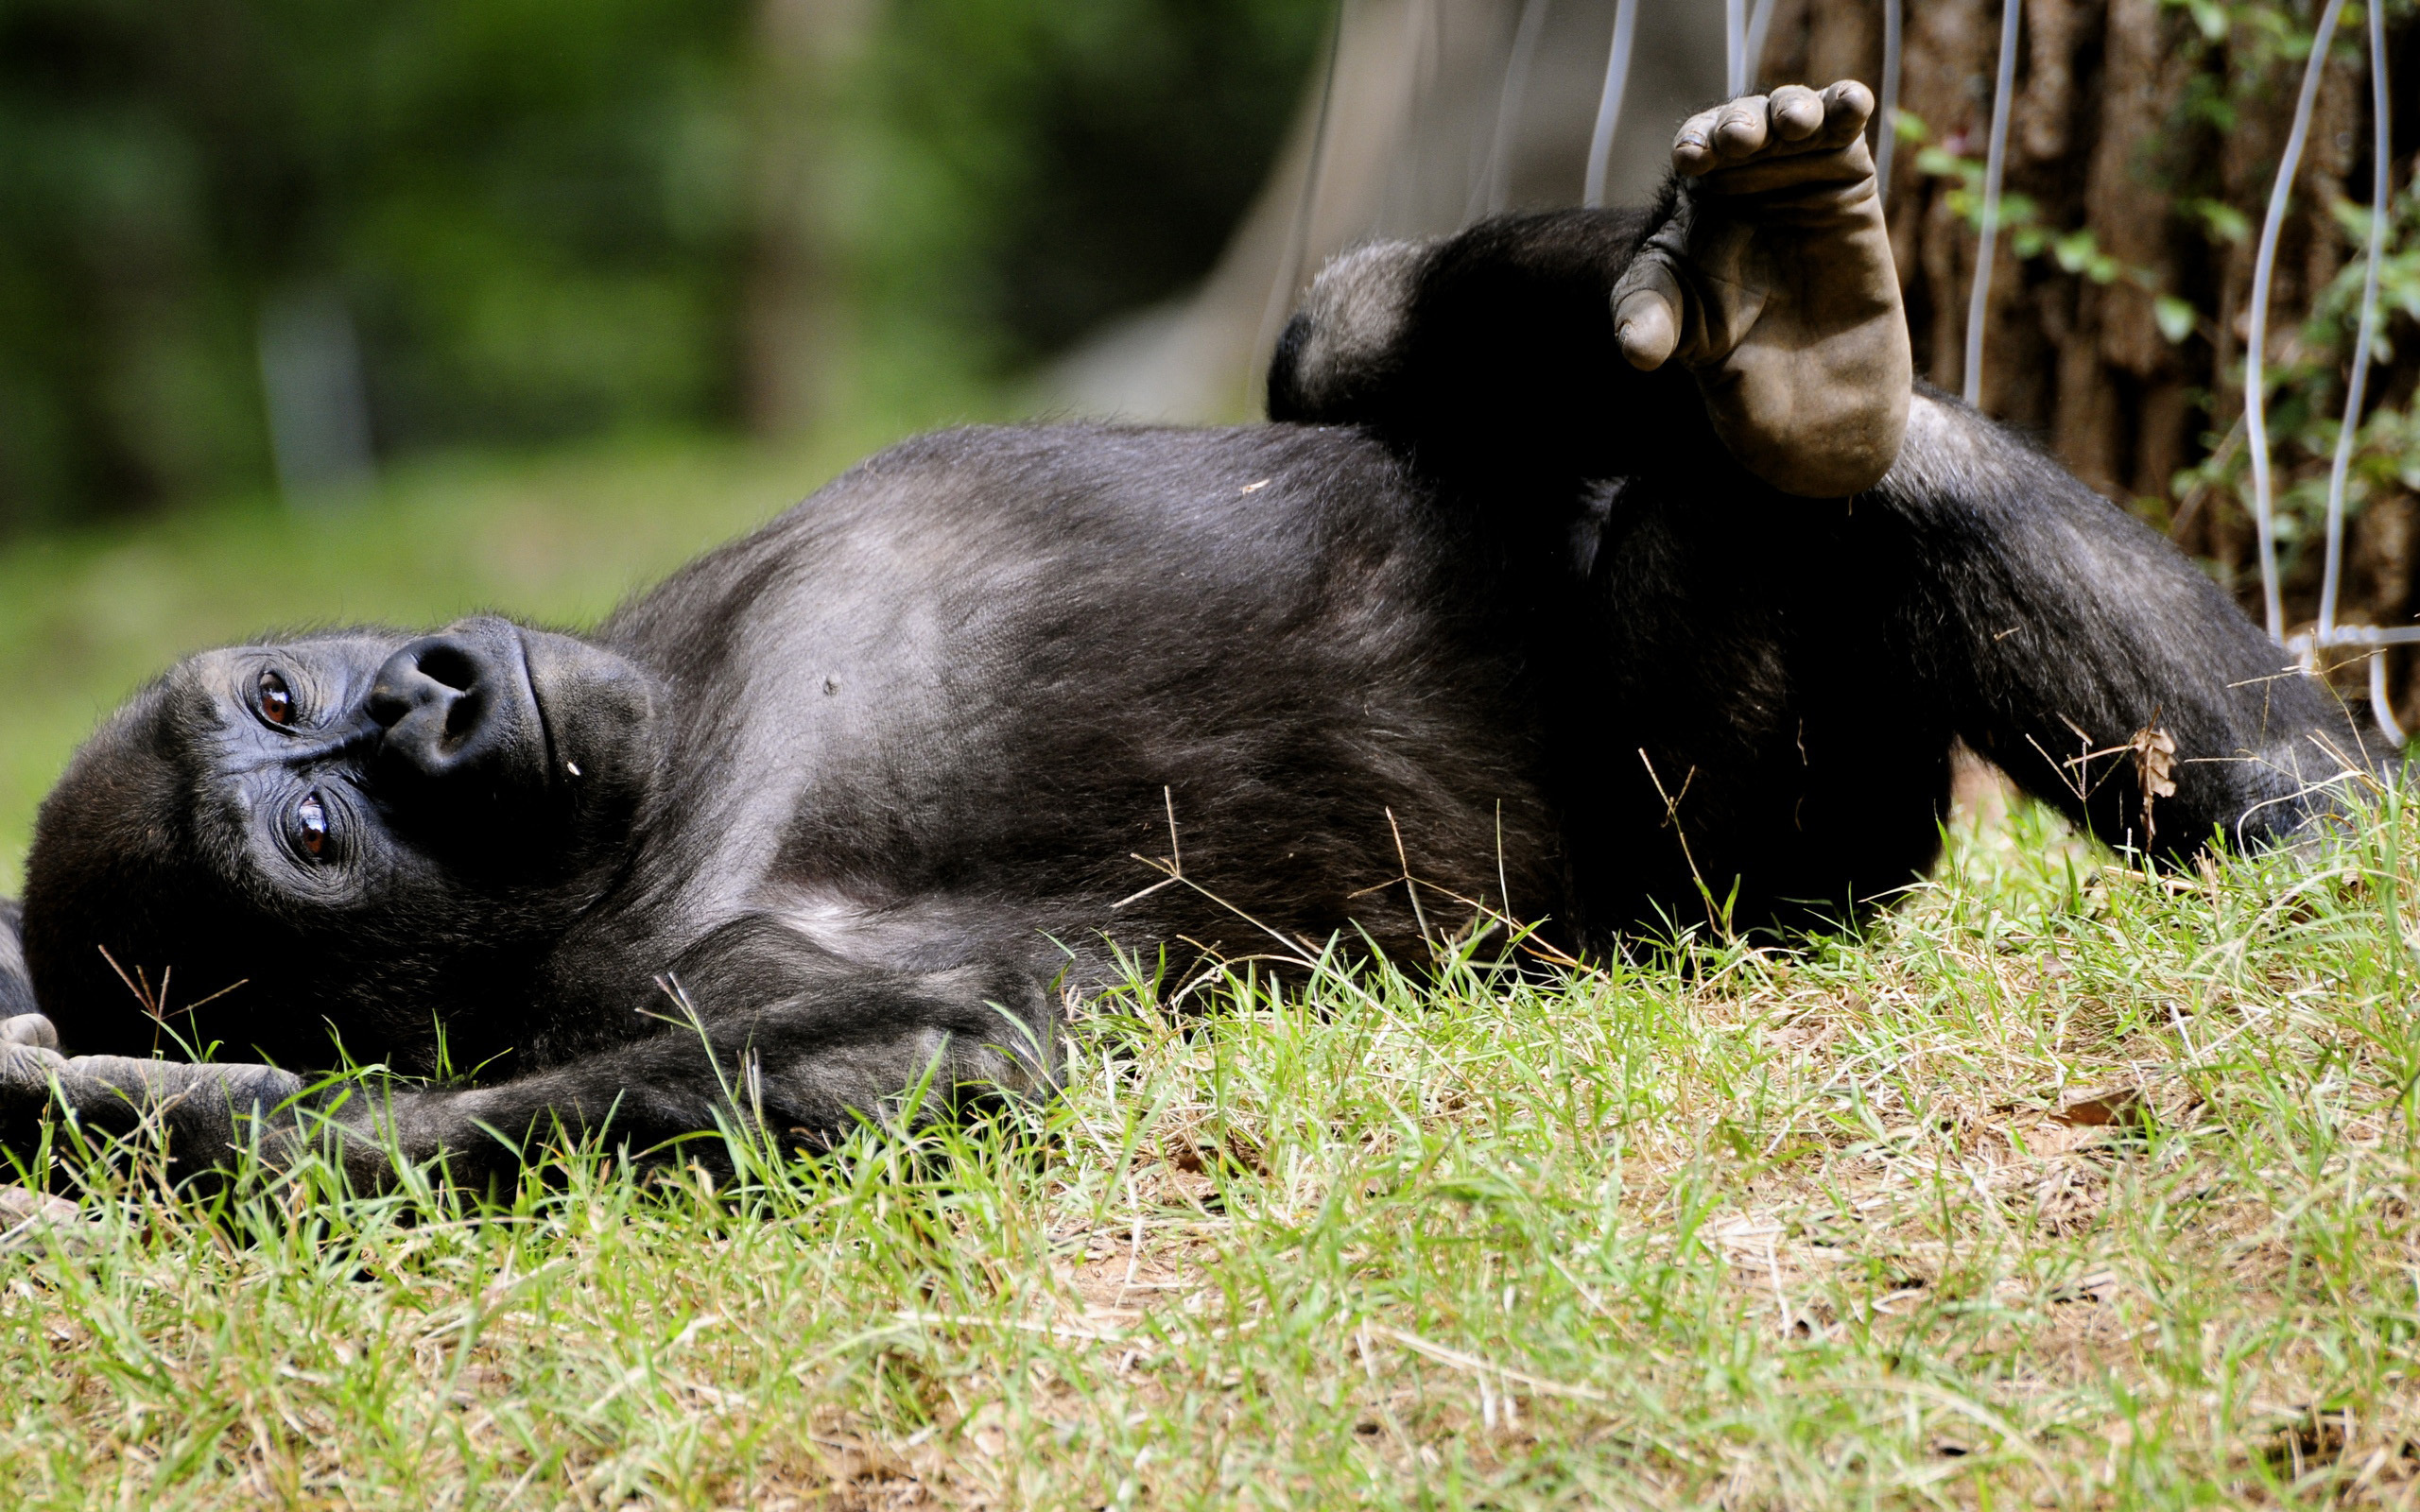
[0,205,2378,1184]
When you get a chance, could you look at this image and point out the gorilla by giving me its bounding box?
[0,84,2382,1187]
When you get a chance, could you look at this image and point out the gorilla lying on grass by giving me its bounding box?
[0,84,2383,1185]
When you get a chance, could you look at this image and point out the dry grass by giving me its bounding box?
[3,782,2419,1509]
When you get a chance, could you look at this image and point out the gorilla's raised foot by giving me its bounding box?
[1614,80,1911,499]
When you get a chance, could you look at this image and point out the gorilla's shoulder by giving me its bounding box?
[809,420,1404,513]
[598,419,1433,651]
[723,420,1427,573]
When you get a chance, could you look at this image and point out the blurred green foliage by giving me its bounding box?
[0,0,755,530]
[0,0,1325,534]
[854,0,1325,370]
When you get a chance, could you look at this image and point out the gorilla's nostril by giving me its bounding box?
[417,645,480,693]
[368,685,408,730]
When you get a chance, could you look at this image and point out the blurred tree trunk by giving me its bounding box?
[1764,0,2420,717]
[745,0,875,438]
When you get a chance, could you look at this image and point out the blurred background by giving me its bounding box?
[0,0,2413,890]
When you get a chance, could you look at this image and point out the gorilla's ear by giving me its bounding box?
[0,898,34,1021]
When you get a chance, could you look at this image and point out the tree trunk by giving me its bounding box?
[744,0,876,438]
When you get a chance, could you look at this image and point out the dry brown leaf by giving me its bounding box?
[2128,723,2179,852]
[2129,725,2179,799]
[2052,1089,2145,1128]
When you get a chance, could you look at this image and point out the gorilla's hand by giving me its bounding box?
[1612,80,1910,498]
[0,1024,305,1175]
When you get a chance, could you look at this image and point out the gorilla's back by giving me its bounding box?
[590,422,1569,978]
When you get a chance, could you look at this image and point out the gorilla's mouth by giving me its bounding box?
[507,627,563,795]
[509,625,662,831]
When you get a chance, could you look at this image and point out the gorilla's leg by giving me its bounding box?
[1879,389,2382,857]
[1270,80,1907,499]
[1538,390,2377,940]
[1612,81,1909,498]
[0,921,1059,1189]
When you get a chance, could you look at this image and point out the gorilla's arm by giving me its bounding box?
[1883,389,2381,854]
[0,920,1056,1188]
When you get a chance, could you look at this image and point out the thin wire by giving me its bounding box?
[1399,0,1442,226]
[1477,0,1552,219]
[2245,0,2347,642]
[1726,0,1747,96]
[1584,0,1639,208]
[1876,0,1902,211]
[2374,649,2411,746]
[1252,0,1348,415]
[1743,0,1779,93]
[2295,625,2420,646]
[2319,0,2391,641]
[1962,0,2022,407]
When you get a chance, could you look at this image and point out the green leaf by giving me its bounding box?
[2186,198,2252,246]
[2154,297,2199,345]
[1914,146,1969,180]
[2051,230,2100,275]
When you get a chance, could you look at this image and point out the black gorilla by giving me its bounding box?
[0,85,2381,1185]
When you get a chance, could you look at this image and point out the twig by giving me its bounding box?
[1367,1323,1610,1402]
[1385,806,1436,952]
[1639,749,1721,933]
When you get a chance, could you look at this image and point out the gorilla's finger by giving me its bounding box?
[1672,107,1724,175]
[0,1040,65,1091]
[60,1055,300,1104]
[0,1015,58,1051]
[1678,84,1876,177]
[1713,98,1770,159]
[1612,275,1684,370]
[1769,85,1824,142]
[1817,80,1876,147]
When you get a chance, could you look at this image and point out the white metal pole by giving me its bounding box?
[2318,0,2392,642]
[1726,0,1747,96]
[1584,0,1639,209]
[1744,0,1779,94]
[2245,0,2347,642]
[1876,0,1902,211]
[1478,0,1553,219]
[1962,0,2022,407]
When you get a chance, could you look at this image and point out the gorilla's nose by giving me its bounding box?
[368,628,544,796]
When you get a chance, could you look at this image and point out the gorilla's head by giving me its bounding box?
[21,618,661,1072]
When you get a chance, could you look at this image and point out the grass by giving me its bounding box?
[3,788,2419,1507]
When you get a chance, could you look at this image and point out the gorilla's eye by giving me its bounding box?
[258,670,297,727]
[295,792,330,859]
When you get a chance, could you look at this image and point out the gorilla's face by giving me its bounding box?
[184,619,657,899]
[20,618,662,1069]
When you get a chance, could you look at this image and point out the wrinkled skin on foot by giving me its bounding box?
[1612,80,1910,499]
[0,1022,307,1175]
